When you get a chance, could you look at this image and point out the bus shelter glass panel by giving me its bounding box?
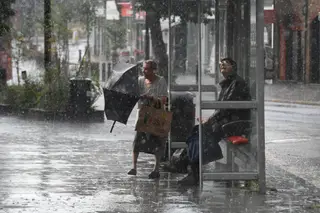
[168,20,199,86]
[167,1,201,151]
[197,0,262,176]
[167,1,216,102]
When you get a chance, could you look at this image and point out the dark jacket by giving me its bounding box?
[207,74,251,130]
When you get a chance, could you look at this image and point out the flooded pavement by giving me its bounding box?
[0,105,320,213]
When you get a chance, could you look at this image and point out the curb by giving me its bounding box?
[0,104,105,123]
[265,99,320,106]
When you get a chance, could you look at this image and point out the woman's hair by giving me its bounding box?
[144,59,157,70]
[221,57,237,73]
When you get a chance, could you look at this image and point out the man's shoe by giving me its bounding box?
[128,169,137,176]
[162,163,178,173]
[148,171,160,179]
[178,173,199,186]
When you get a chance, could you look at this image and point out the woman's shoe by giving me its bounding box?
[148,171,160,179]
[128,169,137,176]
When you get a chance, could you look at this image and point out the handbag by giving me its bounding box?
[186,125,223,164]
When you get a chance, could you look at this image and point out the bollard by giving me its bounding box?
[102,63,106,82]
[78,50,82,62]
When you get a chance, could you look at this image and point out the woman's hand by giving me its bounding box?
[141,92,154,100]
[141,95,154,101]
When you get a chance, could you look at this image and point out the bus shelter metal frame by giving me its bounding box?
[167,0,266,194]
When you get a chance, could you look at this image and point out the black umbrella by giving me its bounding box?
[103,62,141,132]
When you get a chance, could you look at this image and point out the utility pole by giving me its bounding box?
[130,2,134,63]
[303,0,309,84]
[104,0,107,59]
[144,14,150,60]
[44,0,52,83]
[318,12,320,83]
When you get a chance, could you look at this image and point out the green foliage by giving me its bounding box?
[0,71,70,112]
[75,0,100,37]
[105,21,127,50]
[39,76,70,112]
[49,0,100,32]
[0,0,16,36]
[51,0,98,39]
[14,0,42,40]
[52,2,72,41]
[135,0,213,23]
[0,80,43,110]
[131,0,214,79]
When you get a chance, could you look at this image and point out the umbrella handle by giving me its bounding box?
[110,121,116,133]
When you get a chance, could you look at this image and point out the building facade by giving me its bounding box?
[274,0,320,83]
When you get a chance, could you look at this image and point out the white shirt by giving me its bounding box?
[137,75,168,109]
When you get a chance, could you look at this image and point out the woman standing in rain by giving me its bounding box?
[127,59,168,179]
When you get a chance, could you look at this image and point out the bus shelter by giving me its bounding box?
[167,0,266,193]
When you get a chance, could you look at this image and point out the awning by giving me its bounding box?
[264,9,275,24]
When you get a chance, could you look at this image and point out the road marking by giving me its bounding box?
[266,138,314,144]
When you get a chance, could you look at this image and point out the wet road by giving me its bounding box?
[265,102,320,189]
[0,103,320,212]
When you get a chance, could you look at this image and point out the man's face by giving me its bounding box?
[143,62,154,79]
[219,60,233,77]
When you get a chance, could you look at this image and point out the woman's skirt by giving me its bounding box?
[133,106,166,155]
[133,131,166,155]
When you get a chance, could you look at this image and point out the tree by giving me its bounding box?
[13,0,42,43]
[0,0,16,36]
[43,0,100,81]
[134,0,213,80]
[78,0,100,77]
[51,0,81,76]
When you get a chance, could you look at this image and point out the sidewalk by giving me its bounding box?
[265,82,320,105]
[0,115,319,213]
[175,74,320,105]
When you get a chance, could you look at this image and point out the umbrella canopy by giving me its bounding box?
[105,63,140,95]
[103,62,141,131]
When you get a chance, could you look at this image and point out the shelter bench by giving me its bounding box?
[215,120,257,178]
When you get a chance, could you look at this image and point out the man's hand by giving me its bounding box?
[197,117,207,124]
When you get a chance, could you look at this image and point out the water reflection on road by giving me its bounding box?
[0,108,319,212]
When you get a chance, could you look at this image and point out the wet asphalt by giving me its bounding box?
[0,102,320,213]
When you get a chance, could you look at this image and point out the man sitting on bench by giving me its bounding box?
[178,57,252,186]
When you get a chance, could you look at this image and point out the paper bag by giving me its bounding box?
[135,105,173,137]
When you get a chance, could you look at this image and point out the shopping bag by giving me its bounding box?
[135,105,173,137]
